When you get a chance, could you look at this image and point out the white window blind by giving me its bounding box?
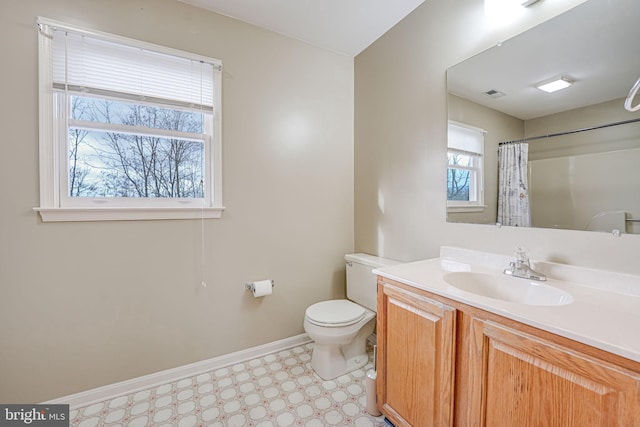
[51,28,218,111]
[448,121,485,155]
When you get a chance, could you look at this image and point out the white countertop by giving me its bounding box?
[373,247,640,364]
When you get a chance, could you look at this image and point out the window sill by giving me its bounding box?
[447,205,486,213]
[34,206,225,222]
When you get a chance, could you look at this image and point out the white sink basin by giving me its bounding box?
[444,272,573,306]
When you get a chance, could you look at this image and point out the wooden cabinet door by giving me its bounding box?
[466,319,640,427]
[377,282,456,427]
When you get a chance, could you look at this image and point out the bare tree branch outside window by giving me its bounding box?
[69,96,205,199]
[447,153,471,201]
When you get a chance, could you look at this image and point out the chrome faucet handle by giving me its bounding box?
[504,261,516,276]
[505,246,547,281]
[514,246,530,265]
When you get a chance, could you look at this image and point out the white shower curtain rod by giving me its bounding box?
[499,117,640,145]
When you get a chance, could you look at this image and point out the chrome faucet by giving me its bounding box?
[503,247,546,281]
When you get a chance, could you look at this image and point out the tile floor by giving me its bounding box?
[69,342,388,427]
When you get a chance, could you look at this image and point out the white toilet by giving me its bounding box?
[303,253,399,380]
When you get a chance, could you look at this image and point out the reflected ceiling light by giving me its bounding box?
[536,76,573,93]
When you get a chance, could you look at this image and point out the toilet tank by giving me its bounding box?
[345,253,400,312]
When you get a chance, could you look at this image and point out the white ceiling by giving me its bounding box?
[448,0,640,120]
[177,0,426,56]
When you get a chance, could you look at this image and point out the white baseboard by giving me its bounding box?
[44,333,312,409]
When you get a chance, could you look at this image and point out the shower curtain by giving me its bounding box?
[497,142,531,227]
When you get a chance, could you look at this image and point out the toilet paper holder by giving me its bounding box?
[245,280,275,293]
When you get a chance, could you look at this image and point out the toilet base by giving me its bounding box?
[309,317,375,380]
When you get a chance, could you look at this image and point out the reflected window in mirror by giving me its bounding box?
[447,121,486,212]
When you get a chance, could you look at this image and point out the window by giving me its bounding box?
[35,18,223,221]
[447,121,485,211]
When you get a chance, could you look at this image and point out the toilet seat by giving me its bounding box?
[305,300,366,327]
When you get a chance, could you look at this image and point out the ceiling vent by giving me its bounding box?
[484,89,506,98]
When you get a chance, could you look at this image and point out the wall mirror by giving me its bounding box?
[446,0,640,234]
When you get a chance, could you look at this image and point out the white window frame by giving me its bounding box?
[447,121,485,212]
[34,18,224,222]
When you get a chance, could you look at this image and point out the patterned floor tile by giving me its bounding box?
[69,343,387,427]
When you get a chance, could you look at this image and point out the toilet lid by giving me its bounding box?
[305,300,366,326]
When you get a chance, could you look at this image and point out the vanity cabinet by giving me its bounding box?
[461,318,640,426]
[377,278,640,427]
[376,281,456,427]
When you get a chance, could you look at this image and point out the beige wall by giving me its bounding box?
[527,97,640,160]
[0,0,354,402]
[355,0,636,273]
